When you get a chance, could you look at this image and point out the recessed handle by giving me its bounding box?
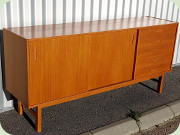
[132,34,135,45]
[150,68,157,72]
[34,47,37,61]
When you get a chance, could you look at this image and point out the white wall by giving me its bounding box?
[0,0,179,110]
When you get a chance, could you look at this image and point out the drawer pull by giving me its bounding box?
[153,50,159,53]
[155,40,162,43]
[157,30,164,33]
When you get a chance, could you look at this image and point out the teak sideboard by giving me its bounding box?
[3,17,179,132]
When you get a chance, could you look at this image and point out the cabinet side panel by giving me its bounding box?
[3,29,28,107]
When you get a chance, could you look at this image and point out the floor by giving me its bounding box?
[0,66,180,135]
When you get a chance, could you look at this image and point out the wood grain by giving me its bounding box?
[134,23,178,79]
[87,29,137,90]
[3,29,28,107]
[5,17,177,40]
[32,71,170,109]
[138,23,177,39]
[28,34,91,106]
[28,29,137,106]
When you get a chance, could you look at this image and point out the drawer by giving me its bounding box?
[138,35,175,48]
[139,23,177,40]
[135,42,174,78]
[135,62,171,79]
[135,53,173,70]
[136,43,174,58]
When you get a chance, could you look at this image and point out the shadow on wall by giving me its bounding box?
[0,30,12,101]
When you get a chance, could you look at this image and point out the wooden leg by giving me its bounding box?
[36,106,42,132]
[18,101,23,115]
[157,74,164,94]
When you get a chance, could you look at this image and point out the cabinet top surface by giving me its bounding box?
[4,17,177,40]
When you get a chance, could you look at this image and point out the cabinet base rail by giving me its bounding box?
[17,74,164,133]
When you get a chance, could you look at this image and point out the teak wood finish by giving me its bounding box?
[28,29,137,106]
[3,17,179,132]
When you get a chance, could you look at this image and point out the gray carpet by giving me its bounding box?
[0,66,180,135]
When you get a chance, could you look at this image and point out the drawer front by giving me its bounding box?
[136,50,173,68]
[135,63,171,79]
[134,23,178,79]
[136,41,174,58]
[139,23,177,40]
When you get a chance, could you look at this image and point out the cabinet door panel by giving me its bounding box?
[28,29,137,106]
[88,30,137,90]
[28,35,91,106]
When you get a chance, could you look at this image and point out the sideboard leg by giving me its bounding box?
[36,106,42,132]
[18,101,23,115]
[157,74,164,94]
